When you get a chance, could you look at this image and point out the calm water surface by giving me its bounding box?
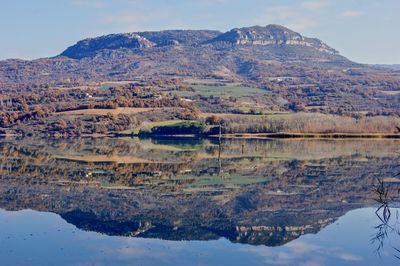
[0,137,399,266]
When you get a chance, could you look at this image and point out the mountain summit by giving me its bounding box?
[61,30,222,59]
[61,33,156,59]
[209,25,338,55]
[59,25,338,59]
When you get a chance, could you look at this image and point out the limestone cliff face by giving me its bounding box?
[209,25,338,55]
[60,30,222,59]
[61,33,156,59]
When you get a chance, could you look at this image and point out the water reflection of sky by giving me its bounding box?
[0,208,399,266]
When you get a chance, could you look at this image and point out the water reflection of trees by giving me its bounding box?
[1,138,399,191]
[1,138,400,247]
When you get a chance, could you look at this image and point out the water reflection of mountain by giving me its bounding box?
[0,138,399,246]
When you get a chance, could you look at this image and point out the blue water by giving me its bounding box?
[0,207,399,266]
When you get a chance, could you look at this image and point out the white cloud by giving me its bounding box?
[302,0,329,11]
[299,261,323,266]
[101,10,185,32]
[340,10,364,18]
[241,4,321,32]
[287,18,320,31]
[262,6,296,20]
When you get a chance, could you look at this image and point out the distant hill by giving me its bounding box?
[0,24,355,87]
[0,24,399,115]
[58,24,346,62]
[373,64,400,71]
[60,33,156,59]
[61,30,222,59]
[60,25,340,60]
[208,25,338,55]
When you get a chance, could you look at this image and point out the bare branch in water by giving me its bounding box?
[372,177,400,259]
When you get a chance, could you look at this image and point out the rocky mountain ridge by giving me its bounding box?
[209,25,338,55]
[60,25,339,59]
[61,33,155,59]
[61,29,223,59]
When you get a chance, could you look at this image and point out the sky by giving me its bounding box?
[1,0,399,64]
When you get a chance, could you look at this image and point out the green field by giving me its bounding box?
[173,84,268,98]
[174,173,271,190]
[120,120,192,134]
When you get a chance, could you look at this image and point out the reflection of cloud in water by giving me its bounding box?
[91,238,191,260]
[238,241,319,265]
[240,240,363,266]
[298,262,323,266]
[338,253,362,261]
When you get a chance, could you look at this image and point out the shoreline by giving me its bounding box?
[208,133,400,139]
[2,132,400,139]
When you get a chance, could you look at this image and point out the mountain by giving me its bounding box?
[57,24,344,63]
[0,24,399,116]
[61,33,156,59]
[138,30,221,46]
[60,25,339,59]
[61,30,222,59]
[373,64,400,71]
[0,24,354,87]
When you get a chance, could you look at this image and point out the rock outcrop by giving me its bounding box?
[61,33,156,59]
[209,25,338,55]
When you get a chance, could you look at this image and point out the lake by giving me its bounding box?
[0,137,399,266]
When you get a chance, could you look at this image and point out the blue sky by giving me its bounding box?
[1,0,399,64]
